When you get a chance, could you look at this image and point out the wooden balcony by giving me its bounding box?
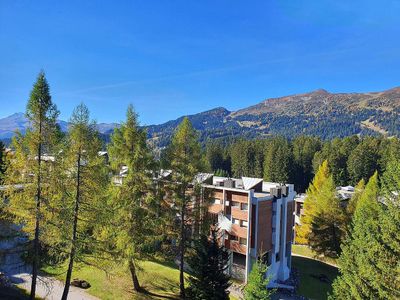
[224,239,247,255]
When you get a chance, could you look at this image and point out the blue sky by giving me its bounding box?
[1,1,399,125]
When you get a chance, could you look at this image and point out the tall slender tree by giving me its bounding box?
[4,71,59,299]
[296,160,330,244]
[60,103,108,299]
[168,117,203,299]
[330,172,386,299]
[105,105,157,292]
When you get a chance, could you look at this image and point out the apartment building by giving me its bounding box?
[201,175,296,286]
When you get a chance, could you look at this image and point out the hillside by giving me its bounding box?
[147,86,400,147]
[1,86,400,147]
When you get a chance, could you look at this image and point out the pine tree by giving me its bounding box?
[58,103,109,299]
[244,258,274,300]
[3,71,59,300]
[186,229,231,300]
[168,117,203,299]
[105,104,157,293]
[330,171,399,299]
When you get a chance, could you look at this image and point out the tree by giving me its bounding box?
[292,136,321,192]
[105,105,157,292]
[296,160,330,244]
[264,137,293,184]
[347,137,380,185]
[0,141,5,182]
[244,258,274,300]
[308,174,346,257]
[186,228,231,300]
[168,117,203,298]
[60,103,109,299]
[4,71,59,300]
[330,171,399,299]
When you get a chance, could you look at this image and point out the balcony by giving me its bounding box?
[224,239,247,255]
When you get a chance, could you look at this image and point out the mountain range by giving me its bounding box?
[1,86,400,147]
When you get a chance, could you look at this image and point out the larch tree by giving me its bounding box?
[3,71,59,300]
[60,103,109,300]
[186,228,231,300]
[331,173,390,299]
[168,117,203,299]
[296,160,330,244]
[105,104,157,293]
[308,173,346,257]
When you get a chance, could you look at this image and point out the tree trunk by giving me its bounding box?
[30,116,42,300]
[179,202,186,299]
[61,152,81,300]
[128,259,141,292]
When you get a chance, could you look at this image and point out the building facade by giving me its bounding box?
[202,175,296,286]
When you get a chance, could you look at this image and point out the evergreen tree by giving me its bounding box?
[244,258,274,300]
[263,137,293,184]
[59,103,109,299]
[330,171,399,299]
[168,117,203,299]
[3,71,59,300]
[186,229,231,300]
[292,136,321,192]
[347,137,380,185]
[105,105,157,292]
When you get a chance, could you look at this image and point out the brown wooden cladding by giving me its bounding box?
[231,207,248,221]
[209,203,223,214]
[250,204,256,248]
[257,200,273,253]
[227,191,248,203]
[286,201,295,243]
[231,223,248,239]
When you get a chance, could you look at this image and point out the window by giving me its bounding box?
[231,201,240,208]
[240,220,248,228]
[214,199,221,205]
[230,235,238,241]
[239,237,247,245]
[232,218,240,225]
[241,203,248,210]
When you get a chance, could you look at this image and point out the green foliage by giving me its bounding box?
[0,141,5,183]
[244,258,274,300]
[331,171,400,299]
[186,229,231,300]
[104,105,157,291]
[292,136,322,192]
[308,174,346,257]
[167,117,204,297]
[263,137,293,183]
[347,137,380,185]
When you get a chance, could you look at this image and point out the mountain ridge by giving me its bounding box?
[1,86,400,146]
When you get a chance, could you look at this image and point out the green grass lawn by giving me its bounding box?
[292,244,338,266]
[292,256,339,300]
[43,258,238,300]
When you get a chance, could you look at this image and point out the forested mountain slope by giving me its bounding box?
[2,87,400,147]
